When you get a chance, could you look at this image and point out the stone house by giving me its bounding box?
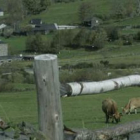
[83,17,100,28]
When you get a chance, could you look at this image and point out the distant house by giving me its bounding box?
[32,23,58,34]
[29,18,78,34]
[0,41,8,56]
[29,18,58,34]
[29,19,43,27]
[83,17,100,28]
[57,25,78,30]
[0,9,4,16]
[0,24,7,34]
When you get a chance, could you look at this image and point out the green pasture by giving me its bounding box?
[2,37,26,54]
[108,17,140,27]
[22,0,111,25]
[0,86,140,130]
[3,35,140,67]
[57,43,140,66]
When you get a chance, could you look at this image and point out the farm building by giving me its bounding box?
[29,19,43,27]
[57,25,78,30]
[31,23,58,34]
[0,24,7,35]
[29,19,78,34]
[29,19,58,34]
[83,17,100,28]
[0,41,8,56]
[0,9,4,16]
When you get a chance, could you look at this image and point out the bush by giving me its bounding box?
[0,82,14,92]
[104,26,119,41]
[134,31,140,41]
[121,34,133,45]
[93,28,107,50]
[60,64,107,83]
[73,28,89,48]
[11,72,25,83]
[100,60,109,67]
[24,74,35,84]
[73,62,93,69]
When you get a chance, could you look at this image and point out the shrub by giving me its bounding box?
[0,82,14,92]
[11,72,25,83]
[73,28,89,47]
[134,31,140,41]
[100,60,109,67]
[73,62,93,69]
[93,29,107,50]
[121,34,133,45]
[24,74,35,84]
[60,64,107,83]
[104,26,119,41]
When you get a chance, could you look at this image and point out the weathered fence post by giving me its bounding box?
[34,54,63,140]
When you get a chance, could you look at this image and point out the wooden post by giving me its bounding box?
[34,54,63,140]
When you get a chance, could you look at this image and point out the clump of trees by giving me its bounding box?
[111,0,140,18]
[104,26,119,41]
[25,33,60,54]
[25,28,107,54]
[2,0,51,27]
[78,2,93,24]
[23,0,51,15]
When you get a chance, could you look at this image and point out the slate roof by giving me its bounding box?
[33,23,57,32]
[30,19,42,25]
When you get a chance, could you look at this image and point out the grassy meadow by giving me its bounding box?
[0,86,140,130]
[22,0,112,25]
[1,0,140,132]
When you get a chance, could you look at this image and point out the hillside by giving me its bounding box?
[22,0,112,25]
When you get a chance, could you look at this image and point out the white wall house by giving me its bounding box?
[57,25,78,30]
[0,9,4,16]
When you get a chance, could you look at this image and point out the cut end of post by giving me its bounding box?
[34,54,57,61]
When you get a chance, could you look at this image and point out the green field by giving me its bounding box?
[22,0,111,25]
[1,0,140,132]
[0,86,140,130]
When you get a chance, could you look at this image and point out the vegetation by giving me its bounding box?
[1,0,140,133]
[23,0,51,15]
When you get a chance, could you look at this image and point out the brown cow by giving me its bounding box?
[122,97,140,114]
[102,98,122,123]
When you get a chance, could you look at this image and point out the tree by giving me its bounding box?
[111,0,126,18]
[78,2,93,24]
[135,0,140,16]
[23,0,51,15]
[73,28,88,47]
[86,30,96,46]
[49,31,64,53]
[105,26,119,41]
[4,0,25,25]
[26,33,44,52]
[40,0,51,11]
[25,35,35,52]
[3,26,14,38]
[25,33,59,53]
[125,0,136,17]
[93,29,107,50]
